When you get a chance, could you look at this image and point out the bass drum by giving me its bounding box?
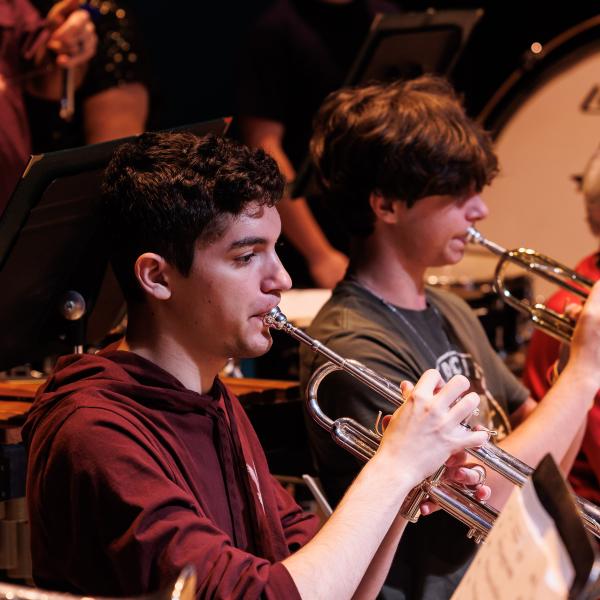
[451,17,600,301]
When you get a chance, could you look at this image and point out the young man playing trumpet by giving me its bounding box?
[301,75,600,599]
[24,131,493,600]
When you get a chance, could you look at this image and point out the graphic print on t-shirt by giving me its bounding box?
[436,350,509,440]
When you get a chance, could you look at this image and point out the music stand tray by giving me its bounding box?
[0,118,230,372]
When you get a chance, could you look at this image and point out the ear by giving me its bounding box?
[368,191,404,225]
[134,253,172,301]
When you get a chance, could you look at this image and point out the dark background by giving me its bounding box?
[127,1,599,130]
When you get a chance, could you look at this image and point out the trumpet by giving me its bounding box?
[264,307,600,542]
[466,227,594,343]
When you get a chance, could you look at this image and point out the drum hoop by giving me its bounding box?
[478,15,600,133]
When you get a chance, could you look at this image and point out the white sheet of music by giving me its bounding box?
[451,479,575,600]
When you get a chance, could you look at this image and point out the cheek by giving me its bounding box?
[417,224,445,252]
[185,282,232,332]
[199,270,238,308]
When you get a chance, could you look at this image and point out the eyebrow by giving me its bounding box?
[228,236,268,250]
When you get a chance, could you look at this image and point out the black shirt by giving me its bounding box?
[236,0,397,167]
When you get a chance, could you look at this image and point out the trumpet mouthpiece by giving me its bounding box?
[466,226,482,243]
[263,307,289,330]
[465,227,507,256]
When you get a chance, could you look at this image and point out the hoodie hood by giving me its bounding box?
[22,350,221,447]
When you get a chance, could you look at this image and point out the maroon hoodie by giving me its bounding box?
[22,350,319,599]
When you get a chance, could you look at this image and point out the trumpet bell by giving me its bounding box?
[467,227,594,343]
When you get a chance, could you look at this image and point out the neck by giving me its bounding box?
[350,234,427,310]
[124,308,224,394]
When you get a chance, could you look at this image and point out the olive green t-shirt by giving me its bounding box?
[299,279,530,600]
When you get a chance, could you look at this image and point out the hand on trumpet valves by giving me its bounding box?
[421,456,491,516]
[565,280,600,390]
[375,370,490,490]
[553,301,582,376]
[379,412,492,516]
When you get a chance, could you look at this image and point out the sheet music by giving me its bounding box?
[451,479,575,600]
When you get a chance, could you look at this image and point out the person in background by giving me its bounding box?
[0,0,97,212]
[237,0,397,289]
[26,0,149,150]
[524,147,600,505]
[301,76,600,598]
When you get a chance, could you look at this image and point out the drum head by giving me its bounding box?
[475,17,600,300]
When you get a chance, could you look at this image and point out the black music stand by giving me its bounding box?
[293,8,483,198]
[345,9,483,85]
[0,118,230,372]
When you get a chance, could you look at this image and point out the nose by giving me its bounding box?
[466,193,489,222]
[263,251,292,294]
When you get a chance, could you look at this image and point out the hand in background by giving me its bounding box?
[46,0,97,68]
[308,247,348,289]
[566,281,600,389]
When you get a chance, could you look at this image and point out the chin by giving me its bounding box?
[239,331,273,359]
[432,251,463,267]
[446,247,466,264]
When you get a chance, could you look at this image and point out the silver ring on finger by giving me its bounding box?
[470,465,486,487]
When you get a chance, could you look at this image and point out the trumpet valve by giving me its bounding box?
[466,528,485,544]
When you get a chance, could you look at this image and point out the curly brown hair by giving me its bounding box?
[102,132,284,302]
[310,75,498,237]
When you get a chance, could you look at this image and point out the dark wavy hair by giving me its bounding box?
[102,132,284,302]
[310,75,498,238]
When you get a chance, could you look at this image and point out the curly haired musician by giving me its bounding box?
[24,131,491,599]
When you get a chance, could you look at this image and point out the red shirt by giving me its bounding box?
[523,252,600,504]
[23,350,319,599]
[0,0,48,211]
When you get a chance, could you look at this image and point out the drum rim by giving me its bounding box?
[478,15,600,134]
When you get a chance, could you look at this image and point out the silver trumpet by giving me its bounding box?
[264,307,600,542]
[467,227,594,343]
